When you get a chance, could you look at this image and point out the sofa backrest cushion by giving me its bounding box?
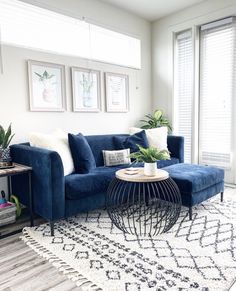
[85,134,128,167]
[113,130,149,153]
[68,133,96,173]
[129,127,168,151]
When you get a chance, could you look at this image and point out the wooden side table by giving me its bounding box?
[0,163,33,237]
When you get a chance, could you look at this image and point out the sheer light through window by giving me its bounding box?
[0,0,141,69]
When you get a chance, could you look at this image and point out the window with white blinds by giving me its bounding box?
[199,18,235,170]
[0,0,141,69]
[174,30,193,163]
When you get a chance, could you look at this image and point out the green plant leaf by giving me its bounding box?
[139,109,172,132]
[0,124,14,148]
[140,125,151,129]
[154,110,163,120]
[5,134,15,148]
[0,126,5,147]
[34,72,43,78]
[129,145,170,163]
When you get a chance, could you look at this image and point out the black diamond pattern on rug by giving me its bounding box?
[28,193,236,291]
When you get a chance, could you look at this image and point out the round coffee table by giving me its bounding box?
[106,167,181,237]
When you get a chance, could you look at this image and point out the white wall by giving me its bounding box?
[152,0,236,121]
[0,0,151,141]
[0,0,151,193]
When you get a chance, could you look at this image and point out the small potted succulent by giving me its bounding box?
[0,124,15,168]
[129,145,170,176]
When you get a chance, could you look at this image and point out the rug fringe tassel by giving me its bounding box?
[21,228,102,291]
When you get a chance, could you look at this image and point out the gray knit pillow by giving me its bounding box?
[103,149,131,166]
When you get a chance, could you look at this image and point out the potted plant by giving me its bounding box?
[129,145,170,176]
[140,109,172,132]
[0,124,15,168]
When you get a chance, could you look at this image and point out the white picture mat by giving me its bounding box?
[105,72,129,112]
[71,67,101,112]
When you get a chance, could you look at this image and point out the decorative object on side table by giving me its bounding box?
[0,190,17,227]
[0,163,33,238]
[106,167,181,237]
[0,124,15,169]
[105,72,129,112]
[71,67,101,112]
[28,60,66,112]
[140,109,172,132]
[129,145,170,176]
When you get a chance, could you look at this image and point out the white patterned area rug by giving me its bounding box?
[22,189,236,291]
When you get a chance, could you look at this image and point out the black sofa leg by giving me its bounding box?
[50,221,54,236]
[221,192,224,202]
[189,207,192,220]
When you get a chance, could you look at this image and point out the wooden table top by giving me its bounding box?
[116,167,169,183]
[0,163,32,177]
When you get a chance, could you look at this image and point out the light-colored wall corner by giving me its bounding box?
[0,0,152,194]
[151,0,236,122]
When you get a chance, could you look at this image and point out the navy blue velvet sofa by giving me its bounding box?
[10,134,184,235]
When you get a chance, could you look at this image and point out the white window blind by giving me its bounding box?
[199,18,235,170]
[174,30,193,163]
[0,0,141,69]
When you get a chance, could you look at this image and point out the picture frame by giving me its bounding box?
[71,67,101,112]
[28,60,66,112]
[105,72,129,113]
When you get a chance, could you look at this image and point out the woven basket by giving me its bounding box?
[0,203,16,227]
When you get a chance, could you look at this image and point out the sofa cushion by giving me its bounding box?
[85,134,128,167]
[157,158,179,168]
[29,130,74,176]
[163,163,224,194]
[114,130,149,153]
[65,159,179,200]
[68,133,96,174]
[129,127,168,150]
[65,164,140,200]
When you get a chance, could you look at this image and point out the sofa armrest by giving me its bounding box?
[167,135,184,163]
[10,144,65,221]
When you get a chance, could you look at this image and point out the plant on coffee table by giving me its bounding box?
[129,145,170,176]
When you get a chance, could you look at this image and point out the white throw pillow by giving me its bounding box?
[129,127,168,150]
[103,149,131,167]
[29,129,74,176]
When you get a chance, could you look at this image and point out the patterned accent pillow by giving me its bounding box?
[103,149,131,167]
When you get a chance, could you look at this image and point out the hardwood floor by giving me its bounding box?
[0,234,82,291]
[0,208,45,239]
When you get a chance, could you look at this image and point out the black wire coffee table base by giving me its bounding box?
[106,172,181,237]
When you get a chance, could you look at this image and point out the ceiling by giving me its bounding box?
[99,0,206,21]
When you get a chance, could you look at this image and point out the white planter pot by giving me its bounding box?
[144,162,157,176]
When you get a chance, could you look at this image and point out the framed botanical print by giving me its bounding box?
[28,60,66,111]
[71,67,101,112]
[105,72,129,113]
